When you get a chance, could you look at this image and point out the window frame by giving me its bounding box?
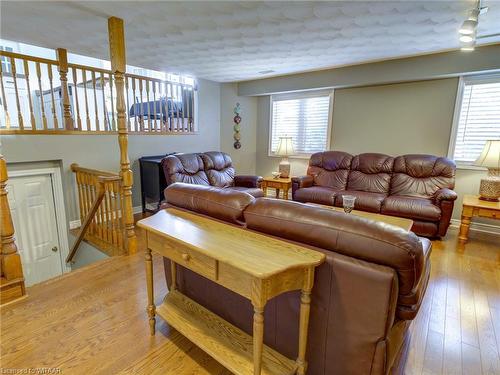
[268,90,334,159]
[447,74,500,170]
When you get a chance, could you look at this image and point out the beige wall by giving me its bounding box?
[220,83,258,174]
[255,78,493,224]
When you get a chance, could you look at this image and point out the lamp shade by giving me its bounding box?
[276,136,294,157]
[474,140,500,169]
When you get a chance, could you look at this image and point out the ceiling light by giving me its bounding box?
[459,34,475,43]
[459,19,477,35]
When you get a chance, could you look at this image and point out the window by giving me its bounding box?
[0,46,13,74]
[269,91,333,156]
[449,75,500,165]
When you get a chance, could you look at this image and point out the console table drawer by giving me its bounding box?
[147,232,217,280]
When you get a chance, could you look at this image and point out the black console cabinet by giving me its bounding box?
[139,153,176,213]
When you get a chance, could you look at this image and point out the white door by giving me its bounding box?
[7,174,63,286]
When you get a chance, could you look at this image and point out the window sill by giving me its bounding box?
[267,153,313,160]
[456,164,488,172]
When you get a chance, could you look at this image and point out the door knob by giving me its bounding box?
[52,246,58,252]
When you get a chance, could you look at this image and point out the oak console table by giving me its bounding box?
[459,194,500,243]
[137,208,325,375]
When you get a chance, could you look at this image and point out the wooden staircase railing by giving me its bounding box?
[68,164,129,263]
[0,154,26,305]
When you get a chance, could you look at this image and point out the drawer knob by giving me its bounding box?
[181,253,191,261]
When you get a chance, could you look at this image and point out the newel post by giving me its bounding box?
[108,17,137,254]
[56,48,74,130]
[0,154,25,285]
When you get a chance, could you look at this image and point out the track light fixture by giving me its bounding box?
[459,1,488,51]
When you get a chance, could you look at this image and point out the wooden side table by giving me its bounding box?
[138,208,325,375]
[261,177,292,200]
[459,194,500,243]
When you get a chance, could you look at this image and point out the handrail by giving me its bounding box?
[0,50,58,65]
[66,174,121,263]
[70,163,118,177]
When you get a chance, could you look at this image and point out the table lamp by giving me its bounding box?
[474,140,500,201]
[276,136,294,178]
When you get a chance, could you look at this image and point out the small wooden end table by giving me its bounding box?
[459,194,500,243]
[261,176,292,200]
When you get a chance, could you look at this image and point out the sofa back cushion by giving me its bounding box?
[307,151,353,190]
[164,182,254,225]
[347,153,394,194]
[161,153,209,186]
[390,155,456,198]
[244,198,424,304]
[200,151,235,188]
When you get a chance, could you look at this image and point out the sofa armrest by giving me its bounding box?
[292,175,313,189]
[433,188,458,204]
[234,175,263,188]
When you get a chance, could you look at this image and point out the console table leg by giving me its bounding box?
[459,214,471,243]
[297,268,314,375]
[145,247,156,335]
[253,305,265,375]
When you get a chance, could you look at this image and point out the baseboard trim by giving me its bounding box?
[449,219,500,236]
[133,205,143,215]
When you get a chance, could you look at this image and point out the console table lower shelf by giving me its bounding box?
[158,290,296,375]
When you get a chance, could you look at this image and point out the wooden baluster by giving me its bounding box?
[100,72,108,131]
[0,155,26,292]
[180,84,186,131]
[145,79,151,131]
[23,60,36,130]
[84,173,93,235]
[47,63,59,129]
[72,67,82,130]
[36,62,48,130]
[91,71,100,131]
[76,172,85,225]
[158,81,165,132]
[175,84,180,132]
[10,57,24,130]
[124,75,129,132]
[95,175,104,240]
[189,87,194,132]
[131,78,138,132]
[112,181,122,248]
[56,48,74,130]
[109,16,137,255]
[168,83,173,131]
[109,182,117,247]
[104,184,113,248]
[82,70,91,131]
[0,61,11,128]
[138,79,144,131]
[109,73,116,131]
[152,80,157,131]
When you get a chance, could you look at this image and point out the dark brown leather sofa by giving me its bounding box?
[292,152,457,237]
[161,151,264,197]
[161,183,432,375]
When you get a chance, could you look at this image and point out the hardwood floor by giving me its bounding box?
[1,226,498,374]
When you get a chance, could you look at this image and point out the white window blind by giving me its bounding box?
[270,92,332,155]
[451,76,500,164]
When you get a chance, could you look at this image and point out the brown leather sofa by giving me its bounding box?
[292,152,457,237]
[161,151,263,197]
[162,183,432,375]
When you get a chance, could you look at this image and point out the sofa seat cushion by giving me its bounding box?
[335,190,387,213]
[382,195,441,221]
[294,186,338,205]
[228,186,264,198]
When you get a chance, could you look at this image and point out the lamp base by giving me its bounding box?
[478,176,500,202]
[279,159,291,178]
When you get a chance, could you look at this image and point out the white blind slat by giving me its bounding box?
[452,80,500,163]
[270,94,331,155]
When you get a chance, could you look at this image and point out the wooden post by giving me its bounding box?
[108,17,137,254]
[0,155,25,287]
[56,48,74,130]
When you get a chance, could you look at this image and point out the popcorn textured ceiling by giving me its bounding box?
[1,1,499,82]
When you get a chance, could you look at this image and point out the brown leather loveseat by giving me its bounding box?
[161,151,264,197]
[292,152,457,237]
[162,183,432,374]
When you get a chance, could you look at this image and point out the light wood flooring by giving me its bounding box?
[1,226,498,374]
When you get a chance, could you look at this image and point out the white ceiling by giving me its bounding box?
[1,1,499,82]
